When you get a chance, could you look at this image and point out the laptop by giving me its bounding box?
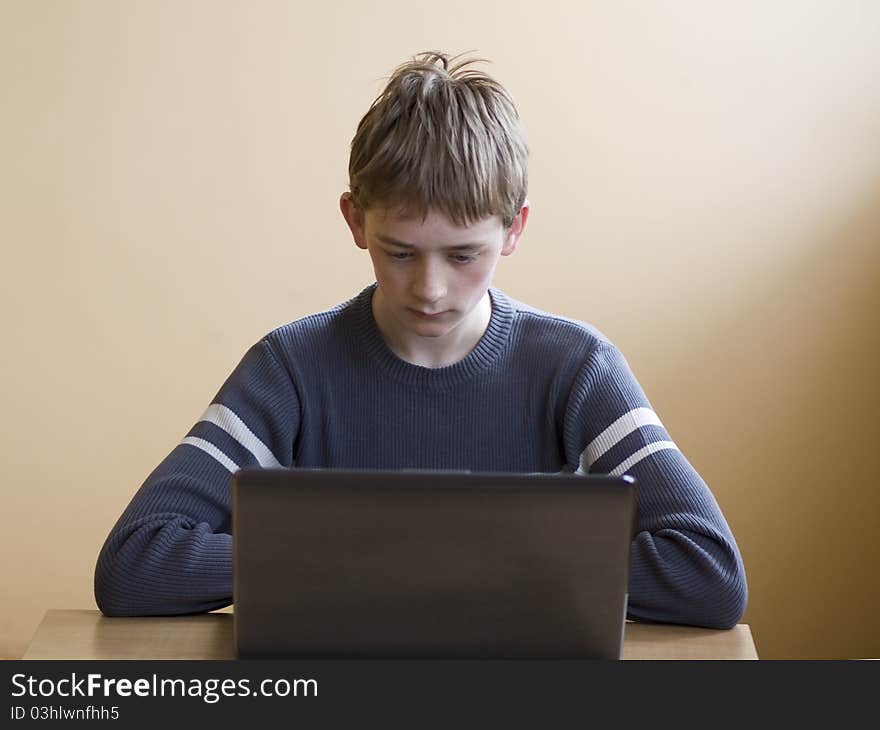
[232,467,636,659]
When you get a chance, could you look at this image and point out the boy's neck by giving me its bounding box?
[372,289,492,369]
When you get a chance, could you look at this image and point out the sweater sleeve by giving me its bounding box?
[94,337,300,616]
[562,341,747,629]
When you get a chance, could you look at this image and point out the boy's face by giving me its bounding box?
[340,194,529,345]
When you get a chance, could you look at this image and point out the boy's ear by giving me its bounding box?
[501,200,530,256]
[340,192,368,250]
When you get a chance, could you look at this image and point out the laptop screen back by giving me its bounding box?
[233,468,635,659]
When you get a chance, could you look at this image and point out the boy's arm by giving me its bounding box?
[94,338,299,616]
[563,342,747,630]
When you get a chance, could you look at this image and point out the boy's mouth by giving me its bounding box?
[409,309,448,319]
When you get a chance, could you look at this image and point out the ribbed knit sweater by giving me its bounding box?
[95,284,747,629]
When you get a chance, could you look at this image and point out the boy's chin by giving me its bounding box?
[408,320,454,338]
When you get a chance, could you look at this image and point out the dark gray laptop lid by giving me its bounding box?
[233,468,636,659]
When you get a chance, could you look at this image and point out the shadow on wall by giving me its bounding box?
[658,188,880,659]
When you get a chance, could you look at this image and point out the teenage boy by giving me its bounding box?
[95,52,747,629]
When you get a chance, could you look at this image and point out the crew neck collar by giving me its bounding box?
[352,283,513,390]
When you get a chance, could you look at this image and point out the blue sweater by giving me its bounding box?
[95,284,747,628]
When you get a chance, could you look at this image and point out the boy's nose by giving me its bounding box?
[411,259,446,304]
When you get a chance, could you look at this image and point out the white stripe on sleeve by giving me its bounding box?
[181,436,240,473]
[197,403,282,468]
[581,407,663,470]
[609,441,679,476]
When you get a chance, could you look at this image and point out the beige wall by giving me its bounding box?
[2,0,878,659]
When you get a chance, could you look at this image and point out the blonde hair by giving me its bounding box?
[347,51,529,229]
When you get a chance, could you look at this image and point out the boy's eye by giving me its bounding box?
[383,250,476,264]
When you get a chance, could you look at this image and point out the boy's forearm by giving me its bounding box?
[622,451,747,629]
[626,528,747,629]
[95,517,232,616]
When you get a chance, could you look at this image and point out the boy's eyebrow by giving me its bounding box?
[375,234,486,251]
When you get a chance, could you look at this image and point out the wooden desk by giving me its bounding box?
[22,610,758,660]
